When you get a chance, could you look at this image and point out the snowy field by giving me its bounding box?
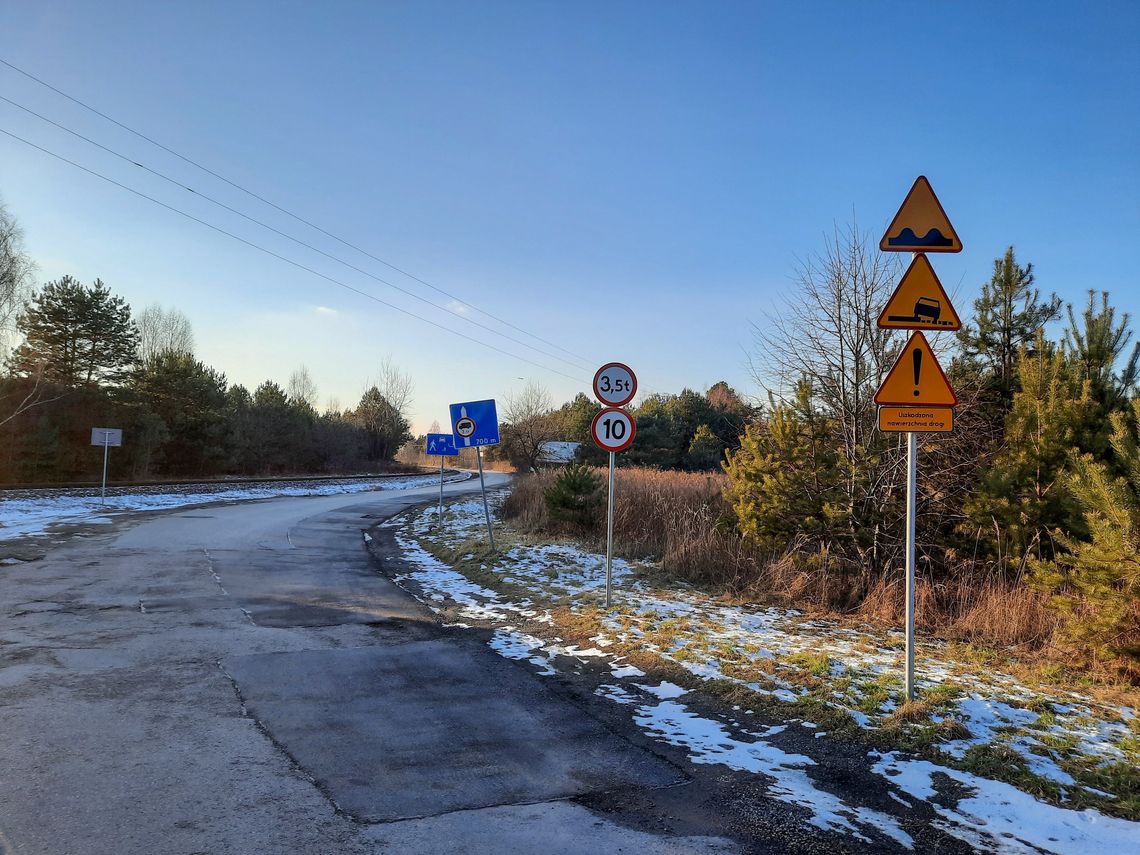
[377,496,1140,854]
[0,472,470,542]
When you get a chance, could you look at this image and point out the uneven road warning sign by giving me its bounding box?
[880,176,962,253]
[878,406,954,433]
[878,254,962,331]
[875,331,958,406]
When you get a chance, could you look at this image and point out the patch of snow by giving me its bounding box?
[871,752,1140,854]
[596,684,638,705]
[635,681,688,700]
[609,662,646,679]
[488,628,556,677]
[0,473,470,541]
[638,701,912,848]
[938,695,1041,759]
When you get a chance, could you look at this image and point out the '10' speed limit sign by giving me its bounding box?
[591,407,636,452]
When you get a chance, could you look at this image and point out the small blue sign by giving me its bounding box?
[449,399,500,448]
[426,433,459,457]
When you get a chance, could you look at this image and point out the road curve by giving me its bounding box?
[0,474,741,855]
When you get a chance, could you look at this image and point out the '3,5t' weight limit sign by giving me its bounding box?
[593,362,637,407]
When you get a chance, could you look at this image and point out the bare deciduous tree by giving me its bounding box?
[750,224,906,572]
[502,380,558,471]
[0,204,60,425]
[136,302,194,362]
[1,202,35,356]
[287,365,319,410]
[373,356,414,420]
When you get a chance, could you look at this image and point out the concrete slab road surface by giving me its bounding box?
[0,474,740,855]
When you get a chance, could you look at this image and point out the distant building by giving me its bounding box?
[536,441,580,466]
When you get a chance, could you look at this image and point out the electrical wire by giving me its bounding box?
[0,93,592,372]
[0,57,591,366]
[0,125,589,384]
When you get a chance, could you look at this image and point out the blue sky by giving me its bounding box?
[1,1,1137,431]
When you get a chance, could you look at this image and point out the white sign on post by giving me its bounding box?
[90,427,123,505]
[591,364,638,609]
[91,428,123,447]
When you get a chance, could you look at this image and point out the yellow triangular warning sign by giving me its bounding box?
[875,332,958,406]
[877,254,962,331]
[880,176,962,253]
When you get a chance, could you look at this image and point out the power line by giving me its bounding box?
[0,92,591,372]
[0,126,589,384]
[0,56,591,366]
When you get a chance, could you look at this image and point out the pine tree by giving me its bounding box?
[1065,289,1139,414]
[957,247,1061,403]
[684,424,723,471]
[12,276,139,387]
[131,352,228,475]
[544,462,603,533]
[965,332,1092,573]
[723,380,841,548]
[1032,399,1140,668]
[351,386,412,462]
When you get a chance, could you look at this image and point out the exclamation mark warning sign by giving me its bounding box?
[875,331,957,406]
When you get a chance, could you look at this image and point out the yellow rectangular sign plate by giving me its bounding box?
[878,406,954,433]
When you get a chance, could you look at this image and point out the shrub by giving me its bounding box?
[544,462,603,533]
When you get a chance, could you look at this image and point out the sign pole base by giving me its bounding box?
[605,451,615,608]
[101,442,109,506]
[477,447,495,551]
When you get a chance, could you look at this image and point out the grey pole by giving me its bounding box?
[605,450,615,608]
[905,248,919,703]
[476,447,495,551]
[438,454,445,528]
[101,434,110,506]
[905,429,917,701]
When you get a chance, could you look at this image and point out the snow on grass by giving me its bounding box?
[872,752,1139,854]
[391,497,1140,846]
[637,701,913,848]
[392,531,544,623]
[936,695,1040,759]
[0,473,471,541]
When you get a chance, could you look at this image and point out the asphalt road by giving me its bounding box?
[0,474,743,855]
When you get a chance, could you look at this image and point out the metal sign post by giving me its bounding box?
[448,400,500,550]
[605,451,615,607]
[905,430,917,701]
[876,181,961,702]
[90,427,123,507]
[590,367,639,608]
[426,433,460,530]
[439,455,446,525]
[101,438,110,505]
[476,447,495,551]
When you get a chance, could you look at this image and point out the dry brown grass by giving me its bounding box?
[502,467,1063,653]
[859,576,1059,647]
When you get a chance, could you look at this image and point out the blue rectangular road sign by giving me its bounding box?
[449,399,500,448]
[426,433,459,457]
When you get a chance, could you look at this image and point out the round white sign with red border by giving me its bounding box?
[593,362,637,407]
[591,407,636,453]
